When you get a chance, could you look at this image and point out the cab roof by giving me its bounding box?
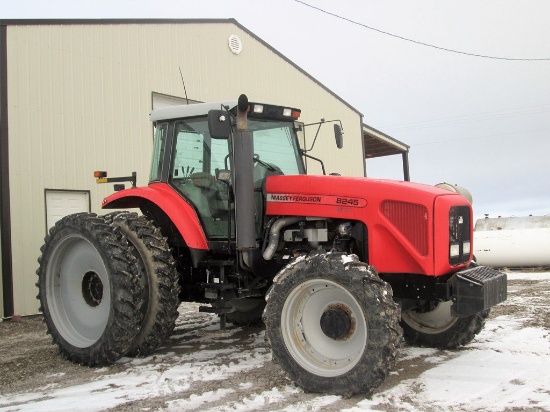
[150,101,237,122]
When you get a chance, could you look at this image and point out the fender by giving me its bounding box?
[101,182,208,249]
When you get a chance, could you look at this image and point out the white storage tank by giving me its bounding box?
[474,216,550,267]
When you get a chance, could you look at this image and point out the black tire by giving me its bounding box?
[401,302,489,348]
[36,213,143,366]
[226,298,265,326]
[105,212,180,357]
[263,252,402,396]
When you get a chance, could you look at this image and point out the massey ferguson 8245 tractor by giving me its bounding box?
[37,95,507,395]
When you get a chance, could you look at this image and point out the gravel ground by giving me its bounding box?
[0,270,548,411]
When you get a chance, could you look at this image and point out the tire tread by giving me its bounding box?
[36,213,143,366]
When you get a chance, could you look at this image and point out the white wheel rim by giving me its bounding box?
[46,235,111,348]
[402,301,457,334]
[281,279,366,377]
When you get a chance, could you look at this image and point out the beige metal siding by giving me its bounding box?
[6,22,363,315]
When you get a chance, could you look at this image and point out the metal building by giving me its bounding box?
[0,19,406,317]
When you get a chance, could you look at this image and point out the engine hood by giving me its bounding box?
[264,175,460,217]
[265,175,472,276]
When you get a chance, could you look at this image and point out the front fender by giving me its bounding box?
[101,183,208,249]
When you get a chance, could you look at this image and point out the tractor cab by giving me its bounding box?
[149,101,306,240]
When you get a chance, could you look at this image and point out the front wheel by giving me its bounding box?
[401,301,489,348]
[263,252,402,396]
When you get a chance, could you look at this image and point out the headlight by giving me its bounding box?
[450,243,460,257]
[463,241,471,255]
[449,206,471,265]
[253,104,264,114]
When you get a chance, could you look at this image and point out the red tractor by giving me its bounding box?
[37,95,507,395]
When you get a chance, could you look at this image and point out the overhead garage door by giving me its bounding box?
[45,190,90,231]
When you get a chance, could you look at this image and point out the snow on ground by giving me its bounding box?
[351,324,550,411]
[1,271,549,411]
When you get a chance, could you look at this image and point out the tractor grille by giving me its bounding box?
[381,200,429,256]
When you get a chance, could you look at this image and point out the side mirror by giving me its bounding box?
[334,124,343,149]
[208,109,231,139]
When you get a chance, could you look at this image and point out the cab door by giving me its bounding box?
[169,119,233,240]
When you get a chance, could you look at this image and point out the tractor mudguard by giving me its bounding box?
[101,182,208,250]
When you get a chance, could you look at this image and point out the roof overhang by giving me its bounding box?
[363,123,411,181]
[363,123,409,159]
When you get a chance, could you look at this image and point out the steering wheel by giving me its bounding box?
[253,154,276,172]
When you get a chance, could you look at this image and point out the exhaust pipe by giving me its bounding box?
[233,94,257,250]
[263,216,304,260]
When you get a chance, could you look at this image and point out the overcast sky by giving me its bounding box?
[2,0,549,220]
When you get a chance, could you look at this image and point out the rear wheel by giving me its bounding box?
[37,213,143,365]
[105,212,180,356]
[264,252,402,396]
[401,301,489,348]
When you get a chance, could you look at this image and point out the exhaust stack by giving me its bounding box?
[233,94,257,250]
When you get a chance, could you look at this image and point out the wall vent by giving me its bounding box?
[228,34,243,55]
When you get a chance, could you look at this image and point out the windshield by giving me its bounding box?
[169,118,303,179]
[167,116,303,238]
[247,119,303,175]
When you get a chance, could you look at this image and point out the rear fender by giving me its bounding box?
[101,182,208,249]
